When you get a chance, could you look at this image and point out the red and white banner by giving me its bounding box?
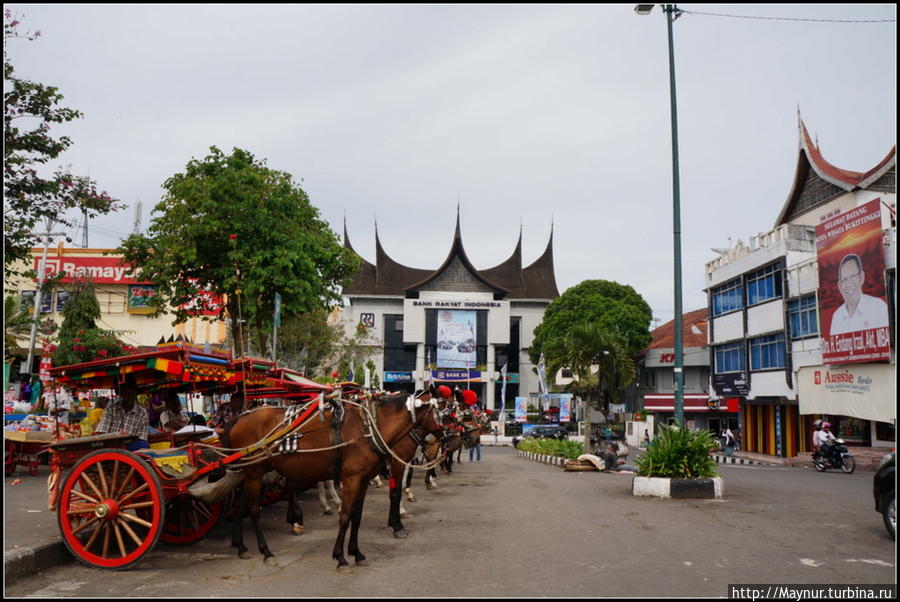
[34,256,147,284]
[815,199,891,364]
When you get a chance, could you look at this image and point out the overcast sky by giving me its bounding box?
[5,4,896,327]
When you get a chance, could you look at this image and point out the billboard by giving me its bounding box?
[815,199,891,364]
[436,309,476,369]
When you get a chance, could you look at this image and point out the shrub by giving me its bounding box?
[636,425,718,479]
[518,438,584,459]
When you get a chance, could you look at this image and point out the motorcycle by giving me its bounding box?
[813,439,856,474]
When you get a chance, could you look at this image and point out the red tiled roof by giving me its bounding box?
[646,308,708,350]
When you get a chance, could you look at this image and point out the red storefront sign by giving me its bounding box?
[643,394,739,413]
[34,256,148,284]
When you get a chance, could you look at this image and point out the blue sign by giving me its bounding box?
[384,371,413,383]
[432,369,481,381]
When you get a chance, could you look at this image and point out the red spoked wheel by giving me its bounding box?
[4,440,17,477]
[160,495,222,545]
[57,449,164,570]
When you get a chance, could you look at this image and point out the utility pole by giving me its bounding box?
[22,218,67,378]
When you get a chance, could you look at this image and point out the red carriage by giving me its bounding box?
[45,341,331,570]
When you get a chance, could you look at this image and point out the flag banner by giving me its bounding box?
[499,362,508,417]
[537,353,549,395]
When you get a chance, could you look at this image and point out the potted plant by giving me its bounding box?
[632,424,723,498]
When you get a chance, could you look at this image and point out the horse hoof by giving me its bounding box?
[337,565,354,574]
[393,529,409,539]
[356,559,369,566]
[292,525,304,536]
[264,556,278,566]
[239,551,253,559]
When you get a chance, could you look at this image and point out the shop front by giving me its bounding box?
[642,394,738,434]
[797,364,896,448]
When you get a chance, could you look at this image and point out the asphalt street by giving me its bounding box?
[4,445,896,598]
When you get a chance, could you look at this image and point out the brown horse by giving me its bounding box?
[225,385,443,570]
[386,392,459,537]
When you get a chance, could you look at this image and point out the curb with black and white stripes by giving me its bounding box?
[516,450,568,467]
[711,453,777,467]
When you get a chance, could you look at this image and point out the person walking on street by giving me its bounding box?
[723,427,736,457]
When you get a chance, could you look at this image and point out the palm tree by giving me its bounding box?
[544,323,637,438]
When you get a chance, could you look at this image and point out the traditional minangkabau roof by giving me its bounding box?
[774,116,896,227]
[341,212,559,300]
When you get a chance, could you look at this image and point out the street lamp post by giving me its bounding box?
[636,3,685,427]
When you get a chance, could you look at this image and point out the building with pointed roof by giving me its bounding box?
[339,211,559,419]
[704,116,895,458]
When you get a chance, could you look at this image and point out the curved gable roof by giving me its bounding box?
[775,118,896,226]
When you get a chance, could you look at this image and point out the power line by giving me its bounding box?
[681,9,895,23]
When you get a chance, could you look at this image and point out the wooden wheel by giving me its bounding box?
[57,449,164,570]
[160,495,222,545]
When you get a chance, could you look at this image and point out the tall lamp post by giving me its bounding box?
[635,3,684,427]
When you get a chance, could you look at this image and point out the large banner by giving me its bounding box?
[815,199,891,364]
[514,396,528,422]
[436,309,476,369]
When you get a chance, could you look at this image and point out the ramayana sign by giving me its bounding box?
[35,257,146,284]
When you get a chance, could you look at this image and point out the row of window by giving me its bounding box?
[711,262,785,317]
[712,292,820,375]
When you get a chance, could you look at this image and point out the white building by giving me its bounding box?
[704,118,895,456]
[338,213,559,418]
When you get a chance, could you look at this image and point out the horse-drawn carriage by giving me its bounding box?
[44,341,331,570]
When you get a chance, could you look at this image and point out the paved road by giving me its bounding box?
[4,446,895,597]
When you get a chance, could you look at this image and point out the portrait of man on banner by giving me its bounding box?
[815,198,891,364]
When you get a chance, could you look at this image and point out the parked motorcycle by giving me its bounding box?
[813,439,856,474]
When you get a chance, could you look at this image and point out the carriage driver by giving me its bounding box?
[208,391,245,437]
[94,374,150,451]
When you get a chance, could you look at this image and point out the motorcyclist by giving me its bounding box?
[816,422,838,465]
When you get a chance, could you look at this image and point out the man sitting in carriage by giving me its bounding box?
[93,375,150,451]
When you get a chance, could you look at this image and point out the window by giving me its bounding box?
[714,341,745,373]
[749,333,786,370]
[788,295,818,338]
[746,263,782,306]
[712,279,743,316]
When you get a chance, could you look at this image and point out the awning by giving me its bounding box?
[643,394,739,413]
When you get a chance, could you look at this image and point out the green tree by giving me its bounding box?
[530,279,652,362]
[4,294,32,359]
[4,11,120,271]
[51,279,125,367]
[544,323,636,423]
[118,147,359,356]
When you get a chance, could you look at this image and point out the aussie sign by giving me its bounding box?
[815,199,891,364]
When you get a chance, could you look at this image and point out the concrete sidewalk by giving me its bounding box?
[3,461,71,586]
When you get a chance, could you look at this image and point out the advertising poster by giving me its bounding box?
[436,309,476,368]
[815,199,891,364]
[559,393,573,422]
[514,396,528,422]
[127,285,158,314]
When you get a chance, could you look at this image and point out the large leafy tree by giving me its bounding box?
[118,146,359,356]
[530,279,653,362]
[4,11,119,271]
[544,323,636,423]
